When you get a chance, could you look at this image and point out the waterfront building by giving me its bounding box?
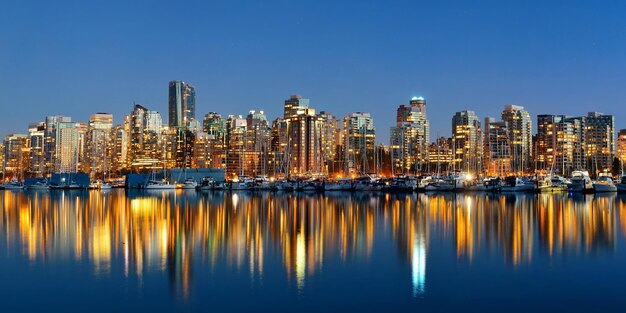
[282,95,324,177]
[451,110,483,174]
[110,124,128,175]
[484,117,511,176]
[44,115,72,174]
[501,105,533,174]
[245,110,271,176]
[427,137,453,174]
[28,122,46,177]
[390,97,430,175]
[168,80,196,129]
[344,112,376,174]
[55,121,80,173]
[225,115,247,178]
[127,104,163,171]
[202,112,227,169]
[85,113,113,178]
[2,134,29,180]
[536,114,586,176]
[618,129,626,165]
[585,112,615,175]
[318,111,342,175]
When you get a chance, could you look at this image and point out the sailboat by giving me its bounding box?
[145,157,175,190]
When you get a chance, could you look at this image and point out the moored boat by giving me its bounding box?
[568,171,594,193]
[593,176,617,193]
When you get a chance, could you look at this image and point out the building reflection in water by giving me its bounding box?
[0,190,620,298]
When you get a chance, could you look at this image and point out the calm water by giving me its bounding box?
[1,190,626,312]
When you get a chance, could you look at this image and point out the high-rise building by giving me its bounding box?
[225,115,247,178]
[428,137,453,174]
[343,112,376,174]
[484,117,511,176]
[110,124,128,174]
[536,114,586,176]
[203,112,227,169]
[28,122,45,177]
[85,113,113,178]
[168,80,196,129]
[44,115,72,174]
[245,110,271,176]
[318,111,342,175]
[585,112,615,175]
[451,110,483,173]
[281,95,323,177]
[390,97,430,174]
[55,121,80,173]
[269,117,288,177]
[2,134,29,180]
[618,129,626,165]
[127,104,163,171]
[501,105,532,174]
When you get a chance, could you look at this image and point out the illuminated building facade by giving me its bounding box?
[536,114,586,176]
[85,113,113,178]
[484,117,511,176]
[168,80,196,129]
[585,112,615,175]
[618,129,626,165]
[2,133,29,180]
[390,97,430,175]
[28,122,45,177]
[451,110,483,173]
[282,95,324,177]
[501,105,532,174]
[344,112,376,174]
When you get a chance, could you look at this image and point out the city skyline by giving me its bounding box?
[3,1,626,141]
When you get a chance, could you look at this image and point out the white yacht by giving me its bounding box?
[3,178,25,190]
[254,176,274,191]
[424,177,456,192]
[230,176,254,190]
[180,178,198,190]
[145,179,176,190]
[324,179,353,191]
[538,175,569,193]
[499,176,536,192]
[568,171,594,193]
[28,180,50,190]
[593,176,617,193]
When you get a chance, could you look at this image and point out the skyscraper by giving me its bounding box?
[86,113,113,178]
[390,97,430,174]
[245,110,271,176]
[203,112,227,169]
[225,115,247,177]
[55,121,79,173]
[282,95,323,177]
[451,110,483,173]
[2,134,29,180]
[344,112,376,174]
[28,122,45,177]
[618,129,626,165]
[127,104,163,171]
[318,111,342,175]
[536,114,586,176]
[168,80,196,129]
[585,112,615,175]
[484,117,511,176]
[44,115,72,174]
[501,105,532,174]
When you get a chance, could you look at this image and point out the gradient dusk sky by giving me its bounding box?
[1,0,626,142]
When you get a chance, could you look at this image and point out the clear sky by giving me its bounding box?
[1,0,625,143]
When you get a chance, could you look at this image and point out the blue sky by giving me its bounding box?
[1,0,625,142]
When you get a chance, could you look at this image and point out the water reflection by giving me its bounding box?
[0,190,622,299]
